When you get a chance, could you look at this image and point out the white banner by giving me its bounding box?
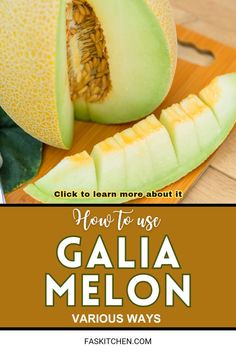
[0,331,235,354]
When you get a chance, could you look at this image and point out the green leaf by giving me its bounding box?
[0,107,43,193]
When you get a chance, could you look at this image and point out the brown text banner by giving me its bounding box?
[0,206,235,328]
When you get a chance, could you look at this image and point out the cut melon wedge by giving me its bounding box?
[24,74,236,204]
[91,137,126,193]
[0,0,177,148]
[160,104,202,165]
[199,73,236,130]
[27,151,97,203]
[133,115,178,184]
[114,129,153,191]
[180,94,221,153]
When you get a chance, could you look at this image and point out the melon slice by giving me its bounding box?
[114,128,153,191]
[199,73,236,131]
[91,137,126,193]
[180,94,221,153]
[26,151,97,203]
[160,104,202,166]
[24,74,236,204]
[0,0,177,148]
[133,115,178,185]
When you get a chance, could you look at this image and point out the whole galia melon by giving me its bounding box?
[0,0,177,149]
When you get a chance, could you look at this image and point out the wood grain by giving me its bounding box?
[171,0,236,34]
[6,25,236,204]
[211,132,236,180]
[172,7,196,25]
[182,20,236,49]
[182,167,236,204]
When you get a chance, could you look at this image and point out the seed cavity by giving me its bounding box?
[66,0,111,103]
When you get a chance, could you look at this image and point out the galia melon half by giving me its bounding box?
[0,0,177,149]
[24,73,236,204]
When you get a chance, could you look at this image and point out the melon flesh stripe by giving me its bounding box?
[159,106,201,164]
[186,97,221,157]
[199,97,222,127]
[159,98,218,162]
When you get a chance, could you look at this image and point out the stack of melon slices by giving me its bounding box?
[25,73,236,203]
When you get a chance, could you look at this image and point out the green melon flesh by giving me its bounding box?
[114,128,153,191]
[57,0,75,148]
[74,0,174,123]
[24,74,236,204]
[29,152,97,203]
[199,73,236,130]
[180,94,221,154]
[133,115,178,183]
[91,137,126,193]
[160,104,201,165]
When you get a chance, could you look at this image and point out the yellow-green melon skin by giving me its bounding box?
[0,0,74,149]
[145,0,177,81]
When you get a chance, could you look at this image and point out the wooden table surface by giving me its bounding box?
[171,0,236,203]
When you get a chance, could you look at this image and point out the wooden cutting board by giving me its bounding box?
[6,25,236,204]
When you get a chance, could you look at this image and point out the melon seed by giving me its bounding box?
[66,0,112,103]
